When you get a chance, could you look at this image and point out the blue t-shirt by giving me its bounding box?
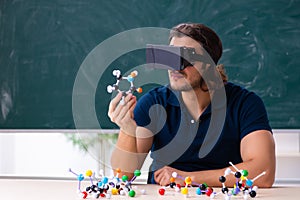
[133,82,272,184]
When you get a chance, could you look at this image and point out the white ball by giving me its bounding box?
[172,172,178,178]
[113,70,121,76]
[140,189,146,195]
[225,168,232,176]
[107,85,114,93]
[252,186,258,191]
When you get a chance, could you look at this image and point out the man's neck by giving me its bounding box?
[181,88,211,120]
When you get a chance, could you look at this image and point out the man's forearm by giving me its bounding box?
[111,129,140,178]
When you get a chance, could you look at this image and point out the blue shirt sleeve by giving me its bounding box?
[239,92,272,139]
[134,92,153,127]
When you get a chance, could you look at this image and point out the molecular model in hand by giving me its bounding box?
[107,69,142,104]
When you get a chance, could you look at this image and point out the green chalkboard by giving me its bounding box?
[0,0,299,129]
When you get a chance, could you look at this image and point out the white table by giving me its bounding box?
[1,178,300,200]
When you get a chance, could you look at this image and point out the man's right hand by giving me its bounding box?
[108,92,137,135]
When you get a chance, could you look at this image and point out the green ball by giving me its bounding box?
[134,170,141,177]
[122,175,128,182]
[129,190,136,197]
[242,170,249,177]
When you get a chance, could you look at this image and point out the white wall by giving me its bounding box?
[0,133,99,178]
[0,129,299,185]
[273,130,300,185]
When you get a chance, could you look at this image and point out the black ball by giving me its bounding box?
[235,171,241,178]
[249,190,257,198]
[219,176,226,183]
[199,184,207,190]
[222,187,229,194]
[170,182,176,188]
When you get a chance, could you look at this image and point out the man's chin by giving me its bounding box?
[170,83,193,91]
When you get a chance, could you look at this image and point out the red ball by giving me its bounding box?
[81,191,88,199]
[158,188,165,195]
[176,184,181,189]
[100,193,106,197]
[206,187,213,197]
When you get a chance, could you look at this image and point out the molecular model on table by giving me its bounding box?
[107,69,142,104]
[158,161,266,200]
[69,168,145,199]
[218,162,266,200]
[158,171,214,198]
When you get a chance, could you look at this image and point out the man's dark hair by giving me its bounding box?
[169,23,223,65]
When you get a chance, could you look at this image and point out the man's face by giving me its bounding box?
[168,36,206,91]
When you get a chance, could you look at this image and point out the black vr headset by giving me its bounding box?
[146,44,210,71]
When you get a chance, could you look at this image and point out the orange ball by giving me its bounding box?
[115,168,121,173]
[185,176,192,185]
[130,71,137,77]
[136,87,142,93]
[170,177,175,182]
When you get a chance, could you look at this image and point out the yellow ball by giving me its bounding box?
[111,188,118,195]
[85,170,93,177]
[181,188,188,195]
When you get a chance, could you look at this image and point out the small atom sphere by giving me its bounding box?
[172,172,178,178]
[185,176,192,185]
[128,190,136,197]
[249,190,257,198]
[140,189,146,195]
[122,175,128,182]
[77,174,84,181]
[242,169,249,177]
[111,188,118,195]
[80,191,88,199]
[85,170,93,177]
[134,169,141,177]
[181,187,188,195]
[196,187,202,195]
[219,175,226,183]
[158,188,165,195]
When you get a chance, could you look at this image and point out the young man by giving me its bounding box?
[108,23,275,187]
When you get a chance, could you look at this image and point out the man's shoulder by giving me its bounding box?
[225,82,265,108]
[225,82,258,99]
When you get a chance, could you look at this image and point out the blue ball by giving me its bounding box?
[127,76,134,82]
[77,174,84,181]
[246,179,253,187]
[102,177,108,184]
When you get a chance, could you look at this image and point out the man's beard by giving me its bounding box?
[170,77,202,91]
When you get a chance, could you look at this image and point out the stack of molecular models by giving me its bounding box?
[69,161,265,199]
